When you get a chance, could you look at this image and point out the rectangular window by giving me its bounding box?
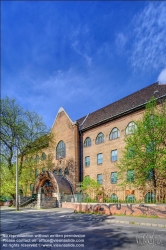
[111,172,118,184]
[97,153,103,164]
[97,174,103,184]
[127,147,135,158]
[84,175,90,180]
[146,169,153,180]
[146,142,155,154]
[35,169,39,177]
[111,150,118,162]
[127,170,134,182]
[85,156,90,167]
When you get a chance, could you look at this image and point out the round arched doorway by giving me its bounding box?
[33,170,74,208]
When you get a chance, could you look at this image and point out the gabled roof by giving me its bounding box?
[51,107,74,131]
[77,82,166,131]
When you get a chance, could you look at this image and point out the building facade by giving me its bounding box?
[32,82,166,202]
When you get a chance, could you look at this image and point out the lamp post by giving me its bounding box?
[16,147,19,211]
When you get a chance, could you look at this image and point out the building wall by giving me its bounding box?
[82,108,144,189]
[50,109,80,190]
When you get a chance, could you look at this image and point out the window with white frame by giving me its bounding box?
[96,133,104,144]
[126,122,137,135]
[97,153,103,164]
[111,150,118,162]
[110,127,120,140]
[97,174,103,184]
[84,137,92,147]
[85,156,90,167]
[110,172,118,184]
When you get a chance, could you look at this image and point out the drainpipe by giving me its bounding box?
[79,113,89,182]
[79,130,83,183]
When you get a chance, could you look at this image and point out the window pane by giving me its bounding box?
[97,154,103,164]
[127,170,134,182]
[111,150,118,161]
[111,172,118,183]
[97,174,103,184]
[126,195,135,203]
[56,140,66,159]
[127,147,135,158]
[126,122,137,135]
[110,194,118,202]
[35,169,39,177]
[84,137,91,147]
[41,153,46,161]
[85,156,90,166]
[146,169,153,180]
[144,192,155,203]
[59,169,63,175]
[110,128,120,140]
[96,133,104,144]
[35,155,40,162]
[64,167,69,175]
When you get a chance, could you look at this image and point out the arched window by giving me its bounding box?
[24,158,28,163]
[126,122,137,135]
[110,193,118,202]
[146,169,153,180]
[127,170,134,182]
[35,169,39,177]
[96,133,104,144]
[56,140,66,159]
[41,152,46,161]
[35,155,40,162]
[84,137,92,147]
[53,169,57,175]
[145,192,155,203]
[126,195,135,203]
[59,169,63,175]
[64,167,69,175]
[30,183,33,191]
[30,157,33,162]
[110,127,120,140]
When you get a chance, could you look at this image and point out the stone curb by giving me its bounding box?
[105,219,166,228]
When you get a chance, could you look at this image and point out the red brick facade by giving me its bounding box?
[33,82,166,198]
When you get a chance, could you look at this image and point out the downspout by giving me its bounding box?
[79,113,90,182]
[79,130,83,182]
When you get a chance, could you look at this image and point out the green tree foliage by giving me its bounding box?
[117,97,166,188]
[0,97,50,198]
[81,176,102,198]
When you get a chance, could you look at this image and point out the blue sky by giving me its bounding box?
[2,1,166,129]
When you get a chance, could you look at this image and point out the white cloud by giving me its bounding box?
[130,2,166,71]
[115,32,127,54]
[157,68,166,84]
[71,40,92,66]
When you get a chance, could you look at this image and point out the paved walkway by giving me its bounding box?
[105,215,166,228]
[1,206,166,228]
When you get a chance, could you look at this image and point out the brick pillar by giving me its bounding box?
[57,193,61,208]
[37,187,45,209]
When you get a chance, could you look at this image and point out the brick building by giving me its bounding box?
[32,82,166,202]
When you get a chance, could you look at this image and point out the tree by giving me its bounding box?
[0,97,51,198]
[117,97,166,190]
[81,176,102,199]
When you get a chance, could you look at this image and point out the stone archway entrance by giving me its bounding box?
[33,170,74,208]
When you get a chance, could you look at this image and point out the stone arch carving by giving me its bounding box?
[33,170,73,195]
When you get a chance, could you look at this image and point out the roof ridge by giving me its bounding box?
[77,81,166,130]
